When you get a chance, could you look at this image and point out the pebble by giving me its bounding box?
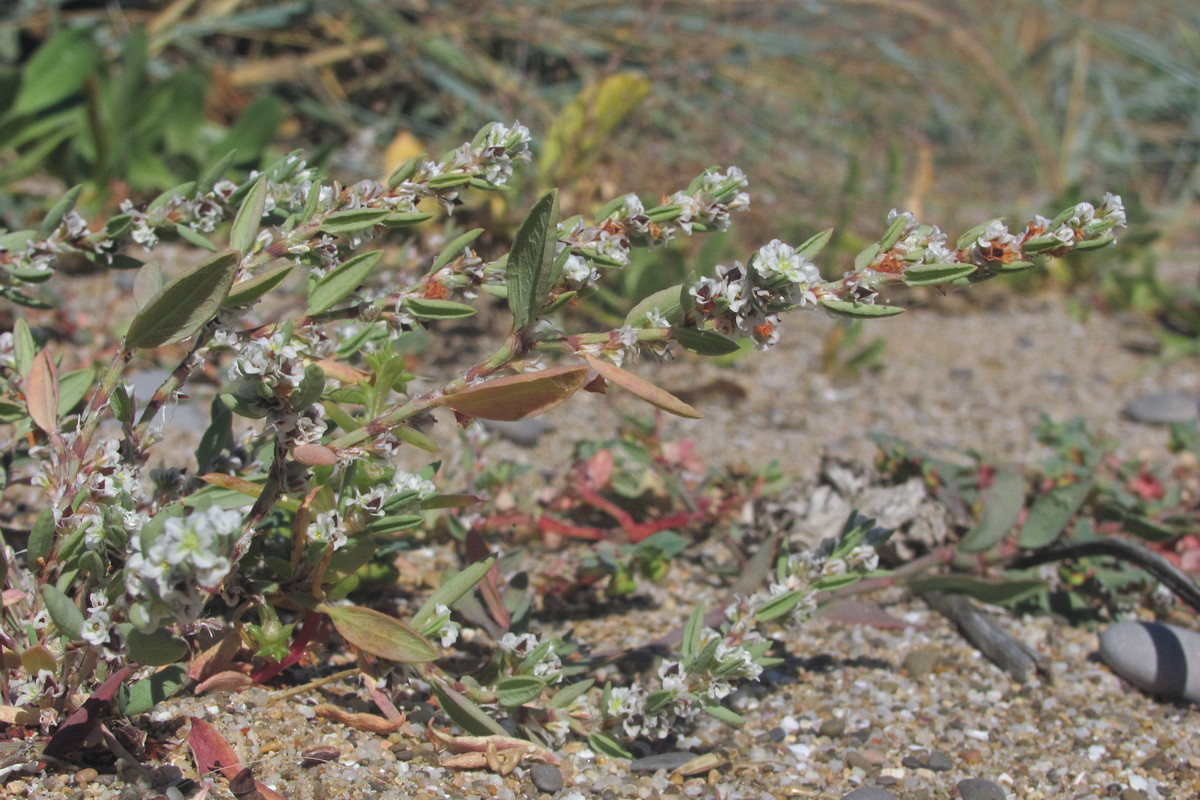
[819,717,846,737]
[1120,790,1150,800]
[956,778,1006,800]
[629,752,696,773]
[902,648,941,679]
[1121,391,1198,425]
[1098,621,1200,703]
[530,764,563,794]
[840,789,899,800]
[73,768,98,786]
[926,751,954,771]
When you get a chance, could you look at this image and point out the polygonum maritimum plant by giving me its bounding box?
[0,121,1126,759]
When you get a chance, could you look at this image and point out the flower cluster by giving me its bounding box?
[124,505,243,631]
[224,329,331,447]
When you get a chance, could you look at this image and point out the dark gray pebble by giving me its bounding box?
[956,778,1006,800]
[767,726,786,742]
[629,751,696,773]
[901,755,923,769]
[530,763,564,794]
[1121,391,1198,425]
[1098,621,1200,703]
[840,789,899,800]
[927,751,954,771]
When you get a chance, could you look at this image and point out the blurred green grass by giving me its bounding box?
[2,0,1197,273]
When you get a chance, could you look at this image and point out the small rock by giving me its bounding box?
[840,789,899,800]
[956,778,1006,800]
[1120,790,1150,800]
[767,726,786,743]
[1098,621,1200,703]
[901,755,923,769]
[819,717,846,738]
[119,789,142,800]
[862,749,887,766]
[1121,391,1198,425]
[629,751,696,773]
[902,648,941,679]
[845,751,875,771]
[529,764,563,794]
[301,745,342,767]
[73,769,98,786]
[926,751,954,771]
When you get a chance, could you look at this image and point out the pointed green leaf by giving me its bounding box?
[430,228,484,273]
[675,327,741,355]
[321,209,392,235]
[28,508,55,568]
[588,731,633,760]
[819,298,905,319]
[230,176,267,255]
[11,29,102,117]
[39,584,84,640]
[56,367,95,417]
[496,675,547,707]
[548,678,595,710]
[125,627,189,666]
[1017,479,1092,549]
[412,555,497,628]
[957,469,1026,553]
[12,318,35,378]
[175,223,218,252]
[224,263,293,308]
[681,604,705,660]
[507,190,559,328]
[796,228,834,261]
[307,251,383,315]
[434,365,588,421]
[118,664,188,715]
[625,285,684,327]
[901,262,978,287]
[125,252,240,348]
[38,185,84,240]
[704,705,746,726]
[319,603,437,663]
[404,297,477,320]
[432,678,508,736]
[395,423,439,452]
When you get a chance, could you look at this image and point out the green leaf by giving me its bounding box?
[434,365,589,421]
[906,575,1044,606]
[878,214,911,251]
[900,262,978,287]
[796,228,834,261]
[675,327,740,355]
[110,383,134,425]
[125,252,240,349]
[496,675,547,707]
[321,208,392,235]
[230,176,267,255]
[588,731,633,760]
[430,228,484,273]
[507,190,560,328]
[39,584,83,640]
[1119,513,1178,543]
[753,589,804,622]
[1017,479,1092,549]
[10,29,102,117]
[12,318,34,378]
[307,251,383,315]
[681,604,705,660]
[395,423,439,452]
[432,679,509,736]
[956,219,1000,251]
[38,185,84,240]
[319,603,437,663]
[292,363,326,409]
[547,678,594,710]
[28,508,55,568]
[125,627,189,666]
[582,354,701,419]
[412,555,496,628]
[118,664,188,715]
[625,285,684,327]
[224,263,293,308]
[404,297,478,320]
[704,705,746,726]
[56,367,95,417]
[175,223,218,252]
[819,298,905,318]
[957,469,1026,553]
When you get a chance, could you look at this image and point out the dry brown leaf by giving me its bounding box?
[313,704,406,733]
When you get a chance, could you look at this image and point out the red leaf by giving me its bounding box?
[435,365,588,421]
[44,666,133,759]
[188,717,291,800]
[581,354,701,419]
[26,349,59,434]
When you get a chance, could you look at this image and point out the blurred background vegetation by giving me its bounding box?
[1,0,1197,331]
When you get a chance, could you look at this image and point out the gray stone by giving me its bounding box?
[902,647,941,679]
[1098,621,1200,703]
[956,778,1006,800]
[629,751,696,773]
[840,789,899,800]
[819,717,846,737]
[529,764,563,794]
[926,750,954,771]
[1121,391,1199,425]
